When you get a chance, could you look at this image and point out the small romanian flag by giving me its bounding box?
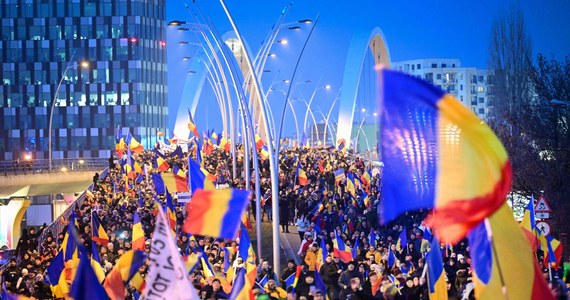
[91,211,109,245]
[183,189,250,240]
[132,212,145,251]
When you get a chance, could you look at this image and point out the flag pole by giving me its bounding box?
[485,218,510,300]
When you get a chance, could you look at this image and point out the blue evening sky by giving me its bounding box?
[165,0,570,136]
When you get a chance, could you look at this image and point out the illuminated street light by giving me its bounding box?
[325,84,331,90]
[24,154,32,161]
[78,159,85,164]
[361,108,366,113]
[61,167,68,172]
[373,112,378,117]
[268,53,277,58]
[168,20,186,26]
[49,52,89,172]
[298,19,313,24]
[182,56,191,61]
[277,39,288,45]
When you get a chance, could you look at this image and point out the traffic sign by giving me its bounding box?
[536,212,550,219]
[536,221,551,236]
[534,195,552,213]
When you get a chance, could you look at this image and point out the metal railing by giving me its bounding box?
[0,158,108,176]
[35,167,110,253]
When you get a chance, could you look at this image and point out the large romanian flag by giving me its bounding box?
[152,173,188,194]
[378,69,512,243]
[182,189,250,240]
[467,204,553,299]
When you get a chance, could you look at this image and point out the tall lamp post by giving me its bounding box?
[48,53,88,172]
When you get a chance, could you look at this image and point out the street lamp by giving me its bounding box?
[48,55,88,172]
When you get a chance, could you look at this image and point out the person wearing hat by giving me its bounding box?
[298,234,313,257]
[313,289,326,300]
[264,279,287,300]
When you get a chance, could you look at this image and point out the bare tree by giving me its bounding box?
[488,6,534,200]
[488,6,533,127]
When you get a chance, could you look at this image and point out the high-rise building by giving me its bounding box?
[0,0,167,161]
[391,59,494,121]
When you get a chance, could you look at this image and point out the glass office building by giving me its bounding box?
[0,0,167,161]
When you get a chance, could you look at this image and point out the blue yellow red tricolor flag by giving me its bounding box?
[426,237,447,300]
[296,162,309,186]
[332,231,352,263]
[188,159,216,193]
[182,189,250,239]
[188,108,199,139]
[91,211,109,246]
[102,250,147,299]
[467,203,553,300]
[228,268,254,300]
[132,212,145,251]
[378,69,512,243]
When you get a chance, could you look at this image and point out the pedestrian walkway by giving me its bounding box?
[248,220,302,269]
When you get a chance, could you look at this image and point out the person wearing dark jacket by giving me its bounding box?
[280,260,297,288]
[319,255,341,300]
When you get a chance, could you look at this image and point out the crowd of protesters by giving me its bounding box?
[1,142,568,299]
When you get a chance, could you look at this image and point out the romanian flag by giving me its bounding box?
[46,251,68,298]
[90,242,105,283]
[125,131,144,154]
[132,212,145,251]
[130,272,146,293]
[519,196,545,251]
[91,211,109,245]
[260,145,270,160]
[211,131,218,144]
[188,159,216,193]
[467,204,553,300]
[229,268,254,300]
[378,70,512,243]
[297,162,309,186]
[396,227,408,252]
[103,250,147,300]
[115,125,125,157]
[165,189,177,233]
[70,248,109,300]
[426,237,447,300]
[220,137,231,153]
[544,235,563,270]
[255,134,264,150]
[290,266,303,293]
[152,173,189,194]
[346,173,356,195]
[183,189,250,240]
[301,132,309,148]
[334,168,346,183]
[188,108,199,138]
[238,223,251,261]
[332,232,353,263]
[337,138,346,153]
[153,156,170,172]
[361,169,372,187]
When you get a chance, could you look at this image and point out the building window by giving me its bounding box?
[436,74,441,80]
[478,97,485,103]
[460,84,463,91]
[442,63,447,68]
[431,63,437,68]
[417,63,421,70]
[478,108,485,114]
[477,86,484,93]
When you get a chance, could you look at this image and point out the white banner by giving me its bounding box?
[143,208,198,299]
